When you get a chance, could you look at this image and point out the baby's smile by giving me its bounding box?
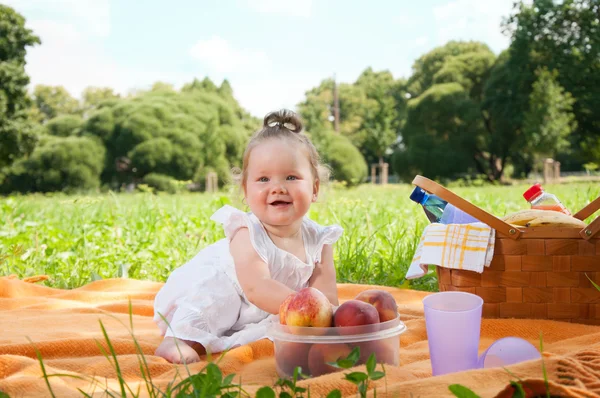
[270,200,292,207]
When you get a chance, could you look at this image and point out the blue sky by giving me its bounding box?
[8,0,517,117]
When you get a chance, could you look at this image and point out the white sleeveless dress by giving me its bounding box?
[153,205,343,354]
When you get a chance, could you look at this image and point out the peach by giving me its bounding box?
[275,341,311,377]
[352,339,398,366]
[279,293,295,325]
[333,300,380,330]
[354,289,399,322]
[286,287,333,328]
[307,343,352,377]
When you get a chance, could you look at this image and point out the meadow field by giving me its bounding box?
[1,181,599,292]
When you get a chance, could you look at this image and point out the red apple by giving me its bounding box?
[333,300,380,331]
[279,293,295,325]
[275,341,311,377]
[307,343,352,377]
[286,287,333,328]
[354,289,399,322]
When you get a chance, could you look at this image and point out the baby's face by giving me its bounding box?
[244,138,318,228]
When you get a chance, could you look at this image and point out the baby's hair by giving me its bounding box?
[238,109,330,190]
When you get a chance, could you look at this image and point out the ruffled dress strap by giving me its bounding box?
[210,205,269,264]
[303,218,344,264]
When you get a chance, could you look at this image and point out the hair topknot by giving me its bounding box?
[263,109,303,133]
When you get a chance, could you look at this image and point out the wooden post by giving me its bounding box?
[205,171,218,192]
[371,164,377,184]
[543,158,553,184]
[553,161,561,182]
[381,162,389,185]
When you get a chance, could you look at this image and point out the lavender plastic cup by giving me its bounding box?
[423,291,483,376]
[478,337,541,369]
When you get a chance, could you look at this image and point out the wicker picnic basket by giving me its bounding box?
[412,175,600,324]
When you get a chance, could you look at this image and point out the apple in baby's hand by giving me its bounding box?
[308,343,352,377]
[333,299,380,330]
[279,293,296,325]
[354,289,399,322]
[285,287,333,327]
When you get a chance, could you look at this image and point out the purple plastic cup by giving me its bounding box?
[478,337,541,369]
[423,291,483,376]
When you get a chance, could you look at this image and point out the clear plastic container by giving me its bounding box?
[522,183,571,215]
[268,316,407,378]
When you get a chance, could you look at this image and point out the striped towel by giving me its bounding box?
[406,222,495,279]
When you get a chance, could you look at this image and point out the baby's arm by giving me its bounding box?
[230,227,296,315]
[308,244,339,305]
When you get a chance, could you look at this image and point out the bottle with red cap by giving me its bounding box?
[522,183,571,215]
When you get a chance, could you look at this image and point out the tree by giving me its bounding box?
[522,67,577,160]
[0,5,40,168]
[45,114,84,137]
[396,82,482,181]
[503,0,600,169]
[397,41,503,181]
[81,87,120,113]
[82,87,249,188]
[1,136,105,193]
[32,85,80,122]
[355,68,399,165]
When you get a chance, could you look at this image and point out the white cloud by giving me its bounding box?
[231,76,318,118]
[189,36,271,79]
[433,0,515,53]
[4,0,111,37]
[414,36,429,48]
[242,0,313,17]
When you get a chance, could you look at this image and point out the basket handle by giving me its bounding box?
[412,175,522,240]
[573,196,600,240]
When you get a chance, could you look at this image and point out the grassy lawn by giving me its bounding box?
[1,181,599,291]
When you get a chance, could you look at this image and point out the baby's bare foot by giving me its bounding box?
[155,337,201,364]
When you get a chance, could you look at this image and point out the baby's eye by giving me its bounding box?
[286,175,298,181]
[258,177,269,182]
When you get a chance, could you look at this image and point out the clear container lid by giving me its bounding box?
[267,316,407,344]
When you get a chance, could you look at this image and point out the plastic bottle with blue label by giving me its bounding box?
[410,187,448,223]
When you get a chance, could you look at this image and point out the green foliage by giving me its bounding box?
[320,133,367,186]
[1,136,105,193]
[142,173,180,194]
[32,84,80,122]
[503,0,600,169]
[45,114,84,137]
[81,88,248,189]
[0,4,40,168]
[396,41,513,182]
[129,138,174,176]
[355,68,399,163]
[522,67,577,157]
[448,384,480,398]
[406,41,493,97]
[396,82,482,181]
[81,86,120,113]
[0,4,40,63]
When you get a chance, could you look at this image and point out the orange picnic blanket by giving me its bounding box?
[1,277,600,398]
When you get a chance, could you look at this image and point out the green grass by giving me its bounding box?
[1,181,599,291]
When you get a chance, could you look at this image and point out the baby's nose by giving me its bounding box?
[271,182,287,193]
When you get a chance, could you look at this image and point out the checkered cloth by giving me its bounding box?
[406,222,496,279]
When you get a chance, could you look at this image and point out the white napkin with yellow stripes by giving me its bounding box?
[406,222,495,279]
